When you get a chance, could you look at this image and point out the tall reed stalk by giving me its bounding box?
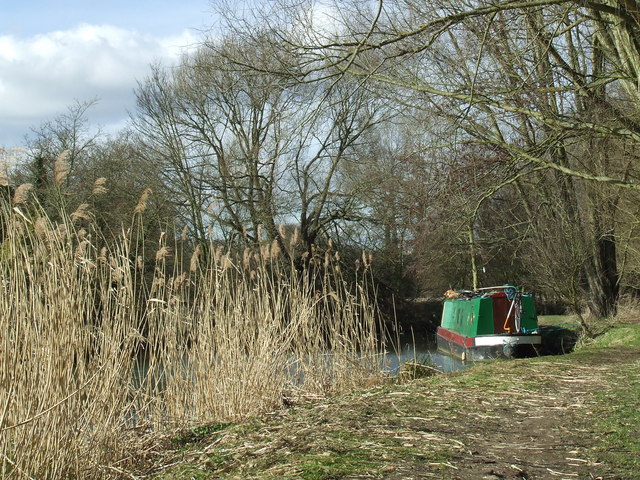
[0,193,386,478]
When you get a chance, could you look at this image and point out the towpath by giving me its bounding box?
[142,342,640,479]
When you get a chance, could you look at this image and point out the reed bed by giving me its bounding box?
[0,192,386,478]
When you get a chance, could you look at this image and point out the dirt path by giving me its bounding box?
[381,348,639,480]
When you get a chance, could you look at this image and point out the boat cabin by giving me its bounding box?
[437,285,541,361]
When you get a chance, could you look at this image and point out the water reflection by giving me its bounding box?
[385,337,471,375]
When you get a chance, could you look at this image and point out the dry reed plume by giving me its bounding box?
[11,184,32,206]
[91,177,108,196]
[53,150,70,187]
[0,193,386,478]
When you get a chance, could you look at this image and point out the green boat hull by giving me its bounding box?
[437,286,541,361]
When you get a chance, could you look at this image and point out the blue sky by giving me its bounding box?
[0,0,215,37]
[0,0,218,150]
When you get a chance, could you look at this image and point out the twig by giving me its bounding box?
[1,454,36,480]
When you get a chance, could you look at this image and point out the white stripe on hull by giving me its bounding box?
[473,335,541,347]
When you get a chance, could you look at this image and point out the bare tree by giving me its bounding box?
[133,31,383,255]
[133,64,213,244]
[264,0,640,317]
[21,99,102,215]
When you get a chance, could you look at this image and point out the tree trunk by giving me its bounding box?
[585,230,619,319]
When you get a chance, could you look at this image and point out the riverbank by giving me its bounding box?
[135,317,640,479]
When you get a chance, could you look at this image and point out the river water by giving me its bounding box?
[384,336,470,375]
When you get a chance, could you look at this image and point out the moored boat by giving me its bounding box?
[436,285,541,361]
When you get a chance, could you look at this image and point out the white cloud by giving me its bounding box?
[0,24,199,148]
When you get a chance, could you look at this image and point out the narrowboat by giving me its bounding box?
[436,285,541,361]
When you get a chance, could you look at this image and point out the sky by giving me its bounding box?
[0,0,218,150]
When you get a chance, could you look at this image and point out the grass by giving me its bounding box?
[537,314,581,327]
[581,314,640,477]
[591,365,640,478]
[0,189,388,479]
[582,323,640,348]
[154,411,455,479]
[172,422,233,448]
[296,452,376,480]
[143,315,640,479]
